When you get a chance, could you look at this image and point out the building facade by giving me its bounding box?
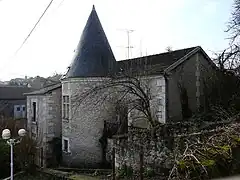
[26,5,215,168]
[25,83,62,167]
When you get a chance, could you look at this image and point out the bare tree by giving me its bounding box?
[73,75,159,129]
[227,0,240,44]
[166,46,173,52]
[213,45,240,71]
[213,0,240,71]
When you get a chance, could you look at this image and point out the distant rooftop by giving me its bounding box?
[0,86,34,100]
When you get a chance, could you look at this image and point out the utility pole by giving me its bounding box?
[117,29,135,59]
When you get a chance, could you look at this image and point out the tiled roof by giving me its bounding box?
[65,5,117,78]
[117,46,198,75]
[0,86,34,100]
[24,83,61,96]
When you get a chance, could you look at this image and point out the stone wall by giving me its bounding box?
[61,78,116,167]
[27,95,47,167]
[128,75,166,128]
[114,129,172,174]
[46,88,62,140]
[113,122,199,175]
[167,51,214,121]
[26,87,62,168]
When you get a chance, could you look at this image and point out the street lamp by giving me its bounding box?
[2,128,26,180]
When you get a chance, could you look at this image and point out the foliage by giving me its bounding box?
[0,118,37,178]
[14,135,37,172]
[200,69,240,123]
[169,122,240,180]
[0,139,10,178]
[144,167,155,177]
[69,174,99,180]
[117,164,133,178]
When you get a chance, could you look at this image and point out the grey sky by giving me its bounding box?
[0,0,233,80]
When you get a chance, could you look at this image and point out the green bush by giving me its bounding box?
[0,139,10,178]
[118,164,133,178]
[144,167,155,177]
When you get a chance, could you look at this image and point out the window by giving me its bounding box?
[22,106,25,111]
[156,111,163,120]
[62,137,70,153]
[63,96,70,120]
[16,106,20,111]
[32,102,36,122]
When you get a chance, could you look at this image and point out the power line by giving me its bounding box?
[14,0,55,56]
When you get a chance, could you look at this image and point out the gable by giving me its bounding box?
[164,47,217,74]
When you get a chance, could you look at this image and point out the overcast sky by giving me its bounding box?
[0,0,234,81]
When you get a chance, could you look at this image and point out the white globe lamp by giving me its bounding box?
[18,129,26,137]
[2,129,11,140]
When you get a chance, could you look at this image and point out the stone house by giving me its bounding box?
[0,86,33,120]
[25,83,62,167]
[25,5,216,168]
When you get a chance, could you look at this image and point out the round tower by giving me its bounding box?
[61,5,117,167]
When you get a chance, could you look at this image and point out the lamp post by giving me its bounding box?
[2,128,26,180]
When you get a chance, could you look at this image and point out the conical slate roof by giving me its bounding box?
[66,5,117,78]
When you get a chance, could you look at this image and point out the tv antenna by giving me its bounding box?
[117,29,135,59]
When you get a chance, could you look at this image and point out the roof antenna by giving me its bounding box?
[92,4,95,10]
[117,29,135,59]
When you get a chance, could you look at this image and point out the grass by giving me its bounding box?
[14,175,48,180]
[69,174,101,180]
[14,174,102,180]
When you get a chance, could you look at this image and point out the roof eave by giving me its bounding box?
[24,83,62,96]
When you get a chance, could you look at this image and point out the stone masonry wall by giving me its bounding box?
[26,87,62,168]
[127,75,166,128]
[167,51,214,121]
[113,123,199,175]
[46,88,62,140]
[62,78,116,167]
[27,95,48,167]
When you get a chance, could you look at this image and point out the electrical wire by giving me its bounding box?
[14,0,55,56]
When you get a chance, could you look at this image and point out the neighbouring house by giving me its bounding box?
[25,5,216,168]
[0,86,33,120]
[24,83,62,167]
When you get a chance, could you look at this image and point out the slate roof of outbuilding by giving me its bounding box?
[117,46,198,75]
[65,5,117,78]
[24,83,61,96]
